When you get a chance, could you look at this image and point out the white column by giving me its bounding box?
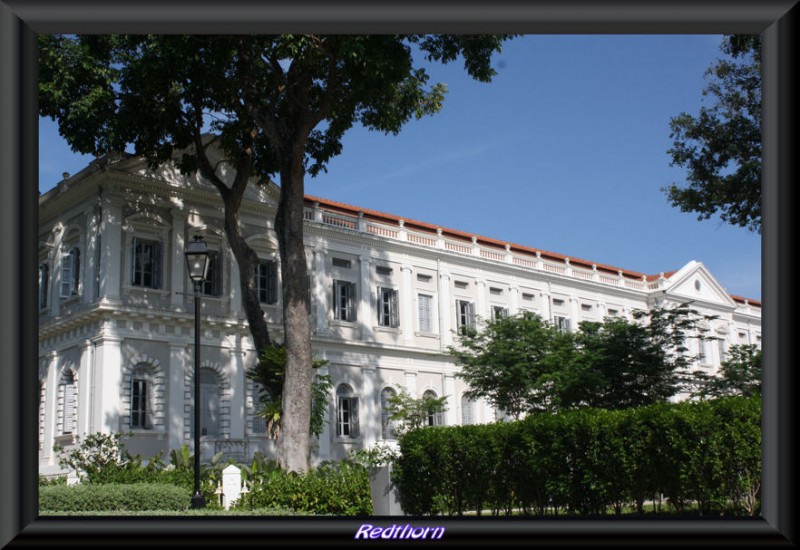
[475,279,486,325]
[509,286,519,316]
[93,335,123,434]
[78,340,93,437]
[438,272,451,349]
[228,348,246,439]
[316,365,331,463]
[49,227,64,317]
[230,249,243,318]
[362,367,378,447]
[168,343,187,452]
[404,372,417,398]
[170,208,186,310]
[570,297,579,330]
[98,198,123,303]
[43,351,59,465]
[541,291,551,321]
[400,265,414,345]
[444,374,457,426]
[84,206,99,304]
[314,248,328,335]
[359,256,373,340]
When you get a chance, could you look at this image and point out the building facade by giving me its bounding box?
[38,154,762,474]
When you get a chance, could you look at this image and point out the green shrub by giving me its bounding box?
[239,460,371,515]
[40,483,191,512]
[38,475,67,488]
[393,396,761,516]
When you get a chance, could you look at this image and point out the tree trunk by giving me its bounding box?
[274,147,313,473]
[220,192,273,361]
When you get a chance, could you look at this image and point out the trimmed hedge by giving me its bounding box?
[393,396,761,516]
[40,483,192,512]
[238,460,372,515]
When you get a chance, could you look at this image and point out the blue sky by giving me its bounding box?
[39,34,762,301]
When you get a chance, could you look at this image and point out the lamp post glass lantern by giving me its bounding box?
[185,235,209,509]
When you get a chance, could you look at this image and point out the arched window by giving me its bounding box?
[423,390,444,427]
[199,369,221,437]
[58,370,77,435]
[336,384,359,438]
[380,387,397,440]
[461,394,476,426]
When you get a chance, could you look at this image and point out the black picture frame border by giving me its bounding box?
[2,1,796,547]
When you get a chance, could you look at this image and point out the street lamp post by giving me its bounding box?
[185,235,210,510]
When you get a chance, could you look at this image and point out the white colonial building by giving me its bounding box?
[38,153,761,474]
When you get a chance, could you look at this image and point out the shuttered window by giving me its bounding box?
[377,287,399,327]
[336,384,359,438]
[418,294,433,333]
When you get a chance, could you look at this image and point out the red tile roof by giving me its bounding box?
[304,194,760,308]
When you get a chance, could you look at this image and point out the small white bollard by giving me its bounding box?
[66,471,81,486]
[221,464,242,510]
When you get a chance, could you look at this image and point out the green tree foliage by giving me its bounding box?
[38,34,511,472]
[565,304,716,409]
[385,388,448,437]
[664,35,761,232]
[449,311,574,418]
[693,344,761,399]
[451,304,712,416]
[245,344,332,439]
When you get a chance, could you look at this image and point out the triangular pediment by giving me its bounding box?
[109,142,281,209]
[662,260,737,309]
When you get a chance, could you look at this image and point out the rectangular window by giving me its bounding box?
[698,334,710,362]
[131,379,147,429]
[39,262,49,309]
[337,396,359,437]
[62,382,76,435]
[607,308,619,316]
[454,281,469,289]
[376,265,393,276]
[333,280,357,322]
[457,300,476,334]
[377,287,399,327]
[417,274,432,283]
[554,315,571,333]
[493,306,508,320]
[60,247,80,298]
[418,294,433,333]
[332,257,352,269]
[255,260,278,304]
[489,287,503,295]
[552,298,565,306]
[131,238,161,288]
[522,293,535,301]
[202,251,223,297]
[581,303,592,311]
[718,338,728,362]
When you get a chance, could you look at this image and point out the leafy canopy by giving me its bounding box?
[38,34,511,181]
[450,304,716,416]
[664,34,761,232]
[692,344,761,399]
